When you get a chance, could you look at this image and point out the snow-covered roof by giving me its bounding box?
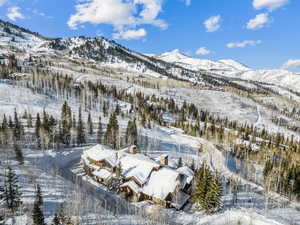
[82,144,117,164]
[120,181,142,194]
[177,166,194,185]
[82,145,194,205]
[92,169,113,180]
[83,144,160,185]
[120,153,159,185]
[142,167,180,200]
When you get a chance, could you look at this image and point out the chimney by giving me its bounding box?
[129,145,138,154]
[160,155,168,166]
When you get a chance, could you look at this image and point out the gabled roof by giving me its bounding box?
[92,169,113,180]
[120,181,142,194]
[83,144,117,164]
[120,153,160,185]
[142,167,180,200]
[176,166,194,185]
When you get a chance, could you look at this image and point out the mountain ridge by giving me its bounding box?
[0,20,299,93]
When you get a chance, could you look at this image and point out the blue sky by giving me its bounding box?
[0,0,299,71]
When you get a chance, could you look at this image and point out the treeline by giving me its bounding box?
[0,104,138,151]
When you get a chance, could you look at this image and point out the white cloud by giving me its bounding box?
[179,0,191,6]
[247,13,270,30]
[113,28,147,40]
[32,9,46,17]
[227,40,262,48]
[0,0,6,6]
[68,0,166,40]
[282,60,300,70]
[196,47,212,55]
[253,0,289,11]
[183,0,191,6]
[7,7,25,21]
[204,15,221,32]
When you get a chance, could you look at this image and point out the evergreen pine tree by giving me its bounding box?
[206,173,222,213]
[104,112,119,149]
[8,116,13,129]
[190,159,195,171]
[13,108,21,140]
[14,144,24,165]
[76,107,86,146]
[192,162,222,214]
[35,113,42,148]
[125,119,138,146]
[97,116,102,144]
[35,184,43,206]
[57,205,66,225]
[32,200,45,225]
[61,102,72,146]
[3,167,22,212]
[0,212,4,225]
[27,113,33,128]
[87,112,93,135]
[2,114,8,130]
[177,157,183,168]
[52,213,59,225]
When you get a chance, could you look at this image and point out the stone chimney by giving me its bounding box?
[160,155,168,166]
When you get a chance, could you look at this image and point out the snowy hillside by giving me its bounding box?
[152,49,250,76]
[0,20,51,55]
[233,69,300,93]
[151,49,300,93]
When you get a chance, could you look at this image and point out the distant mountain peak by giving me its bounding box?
[158,49,189,61]
[151,50,251,76]
[218,59,250,72]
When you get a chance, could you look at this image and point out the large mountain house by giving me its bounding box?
[81,145,194,209]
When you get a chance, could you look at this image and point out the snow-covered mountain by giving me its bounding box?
[0,19,299,93]
[225,69,300,92]
[0,20,52,55]
[0,20,229,87]
[151,49,250,76]
[151,49,300,92]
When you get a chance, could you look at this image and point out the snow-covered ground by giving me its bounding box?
[1,148,170,225]
[16,124,299,225]
[1,82,300,224]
